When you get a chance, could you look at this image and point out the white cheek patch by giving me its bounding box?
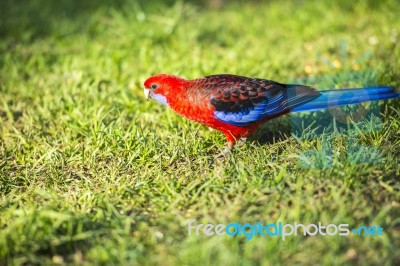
[152,93,169,106]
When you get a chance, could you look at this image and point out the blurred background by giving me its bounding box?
[2,0,399,84]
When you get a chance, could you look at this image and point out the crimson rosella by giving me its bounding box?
[144,74,399,155]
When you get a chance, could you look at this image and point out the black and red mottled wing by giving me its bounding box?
[189,74,321,126]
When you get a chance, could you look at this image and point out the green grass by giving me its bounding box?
[1,0,400,265]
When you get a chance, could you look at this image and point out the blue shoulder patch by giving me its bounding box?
[214,91,286,126]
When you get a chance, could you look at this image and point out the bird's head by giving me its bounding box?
[143,74,188,106]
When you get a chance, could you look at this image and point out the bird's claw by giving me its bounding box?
[215,137,247,159]
[236,137,247,148]
[215,146,231,159]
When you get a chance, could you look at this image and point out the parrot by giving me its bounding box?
[143,74,399,156]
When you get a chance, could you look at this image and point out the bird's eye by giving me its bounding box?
[151,84,159,90]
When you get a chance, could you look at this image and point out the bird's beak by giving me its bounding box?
[144,87,151,100]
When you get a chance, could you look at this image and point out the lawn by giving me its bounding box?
[1,0,400,265]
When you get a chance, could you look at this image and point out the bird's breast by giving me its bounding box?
[170,100,214,125]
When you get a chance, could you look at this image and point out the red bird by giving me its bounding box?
[144,74,399,155]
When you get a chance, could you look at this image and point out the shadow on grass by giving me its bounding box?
[250,116,292,146]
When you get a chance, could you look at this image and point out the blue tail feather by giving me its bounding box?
[291,86,400,113]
